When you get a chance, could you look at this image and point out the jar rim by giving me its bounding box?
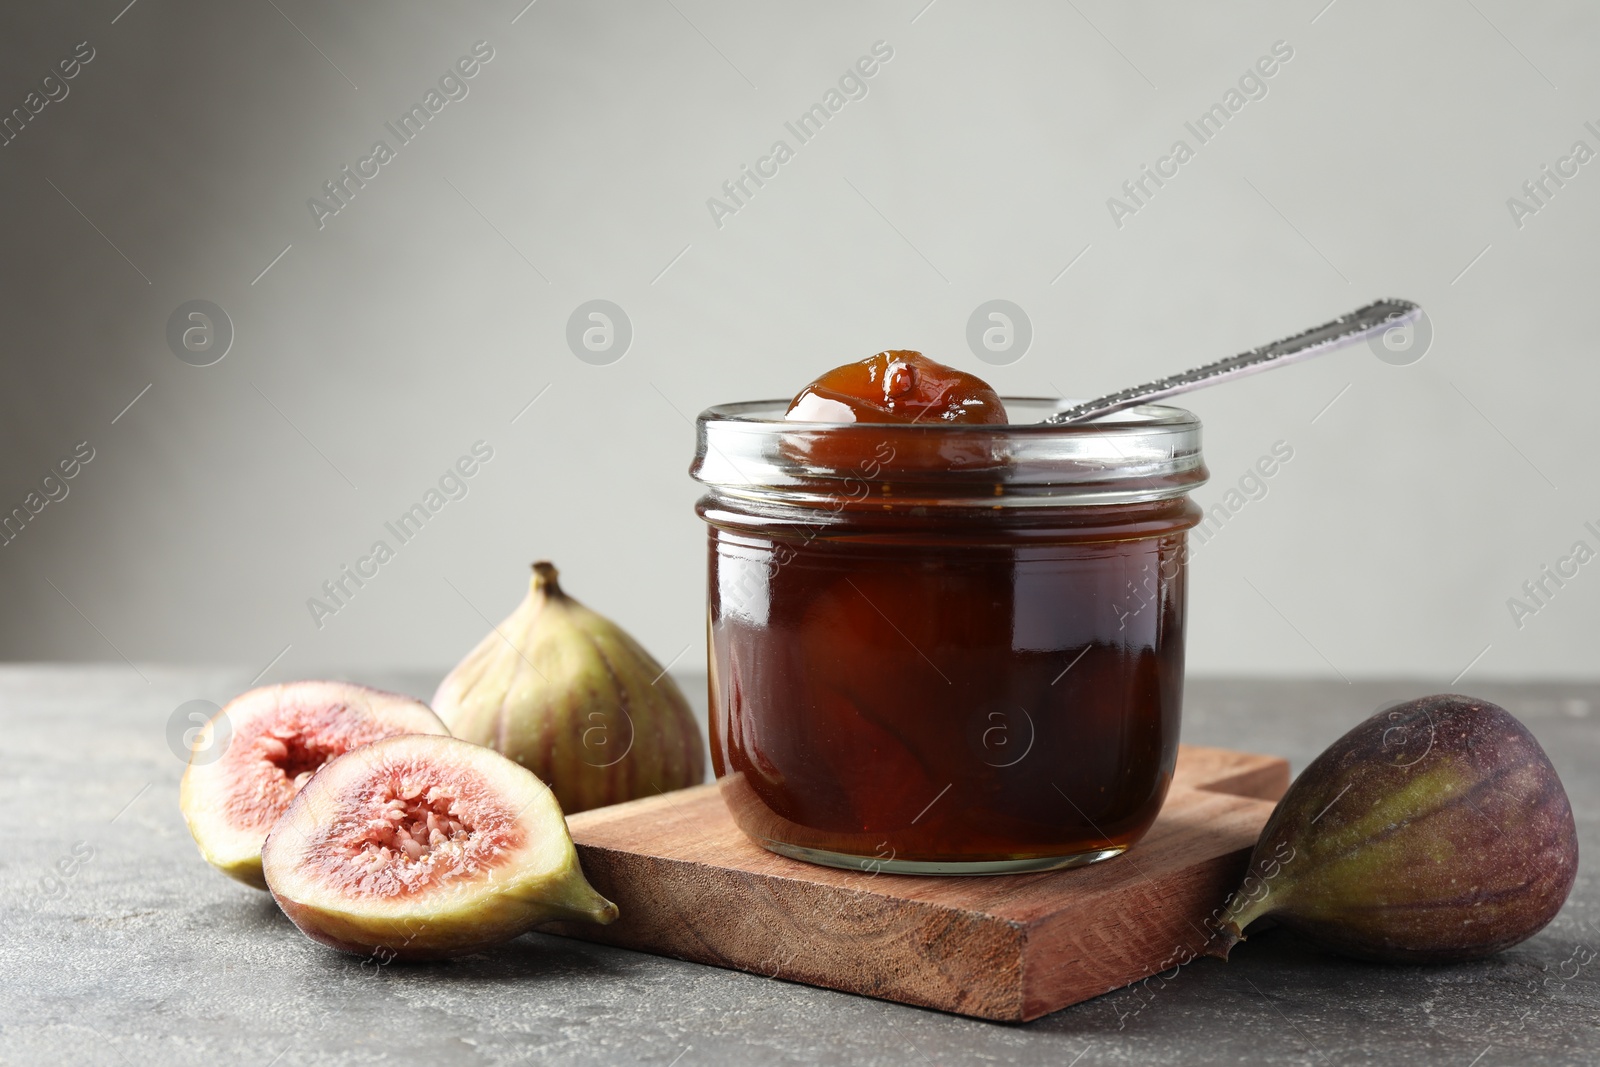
[701,397,1200,432]
[692,397,1207,508]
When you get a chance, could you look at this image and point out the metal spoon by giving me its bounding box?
[1042,298,1421,425]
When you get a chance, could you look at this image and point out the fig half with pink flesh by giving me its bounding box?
[179,681,449,889]
[261,734,618,960]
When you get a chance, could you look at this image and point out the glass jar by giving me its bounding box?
[691,398,1207,875]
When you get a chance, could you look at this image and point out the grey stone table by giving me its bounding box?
[3,667,1596,1066]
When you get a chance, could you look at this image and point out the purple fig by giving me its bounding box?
[1209,693,1577,963]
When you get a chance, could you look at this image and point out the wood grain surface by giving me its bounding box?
[544,744,1289,1022]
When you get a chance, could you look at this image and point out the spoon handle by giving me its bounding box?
[1042,298,1421,426]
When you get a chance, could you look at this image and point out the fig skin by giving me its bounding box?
[179,681,450,889]
[1210,694,1578,964]
[262,734,618,960]
[432,562,705,814]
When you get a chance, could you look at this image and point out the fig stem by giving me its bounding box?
[1203,920,1245,961]
[1204,894,1273,960]
[531,561,564,596]
[582,897,621,926]
[529,875,620,926]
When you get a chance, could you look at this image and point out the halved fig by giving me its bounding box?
[179,681,449,889]
[261,734,618,960]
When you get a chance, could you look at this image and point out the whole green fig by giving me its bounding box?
[432,562,705,815]
[1209,693,1577,963]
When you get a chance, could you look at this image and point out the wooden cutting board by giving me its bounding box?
[544,744,1289,1022]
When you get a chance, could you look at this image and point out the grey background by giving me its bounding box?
[1,0,1596,685]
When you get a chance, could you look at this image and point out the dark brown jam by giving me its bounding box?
[786,350,1008,427]
[694,361,1204,874]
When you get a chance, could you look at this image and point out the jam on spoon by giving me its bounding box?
[785,350,1008,425]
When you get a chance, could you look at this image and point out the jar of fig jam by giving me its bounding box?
[692,398,1207,874]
